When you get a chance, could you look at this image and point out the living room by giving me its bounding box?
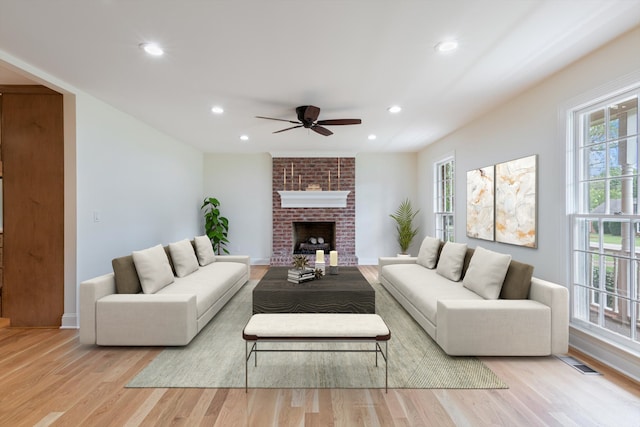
[1,1,640,425]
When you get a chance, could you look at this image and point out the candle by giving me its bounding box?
[291,162,294,179]
[337,157,340,190]
[299,175,301,190]
[284,168,286,190]
[330,250,338,266]
[328,170,331,190]
[316,250,325,263]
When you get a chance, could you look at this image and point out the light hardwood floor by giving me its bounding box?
[0,266,638,426]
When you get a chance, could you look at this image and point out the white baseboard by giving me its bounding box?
[60,313,78,329]
[251,257,271,265]
[358,258,379,266]
[569,326,640,383]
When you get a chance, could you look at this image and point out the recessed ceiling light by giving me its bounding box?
[139,42,164,56]
[435,40,458,53]
[368,134,377,140]
[211,106,224,114]
[240,135,249,141]
[387,105,402,114]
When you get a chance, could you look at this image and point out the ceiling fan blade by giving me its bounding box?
[273,125,303,134]
[311,125,333,136]
[316,119,362,126]
[255,116,300,124]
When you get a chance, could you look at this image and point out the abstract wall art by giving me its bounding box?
[466,166,494,241]
[495,155,537,248]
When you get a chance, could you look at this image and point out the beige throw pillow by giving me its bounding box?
[132,244,175,294]
[435,242,468,281]
[416,236,441,269]
[463,246,512,299]
[194,235,216,266]
[169,239,200,277]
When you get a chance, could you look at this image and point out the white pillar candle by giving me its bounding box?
[316,250,324,263]
[329,250,338,266]
[283,168,286,189]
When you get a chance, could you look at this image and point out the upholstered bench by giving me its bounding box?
[242,313,391,392]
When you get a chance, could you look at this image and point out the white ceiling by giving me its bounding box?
[1,1,639,154]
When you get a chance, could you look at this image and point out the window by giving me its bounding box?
[434,156,455,242]
[570,88,640,352]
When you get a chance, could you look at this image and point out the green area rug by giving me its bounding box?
[127,276,508,389]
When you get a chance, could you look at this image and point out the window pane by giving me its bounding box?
[587,108,606,144]
[585,180,606,213]
[582,143,606,180]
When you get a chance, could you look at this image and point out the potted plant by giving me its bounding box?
[389,198,419,256]
[201,197,230,255]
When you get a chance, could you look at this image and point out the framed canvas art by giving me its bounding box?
[495,155,537,248]
[466,166,495,241]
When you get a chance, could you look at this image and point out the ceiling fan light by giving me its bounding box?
[139,42,164,56]
[387,105,402,113]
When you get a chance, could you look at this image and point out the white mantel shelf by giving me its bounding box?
[277,191,350,208]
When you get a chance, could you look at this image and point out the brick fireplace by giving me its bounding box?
[271,157,357,266]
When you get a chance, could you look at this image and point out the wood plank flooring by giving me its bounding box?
[0,265,638,426]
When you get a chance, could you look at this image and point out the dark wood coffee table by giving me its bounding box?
[252,267,375,314]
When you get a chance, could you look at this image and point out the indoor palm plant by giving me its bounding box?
[201,197,230,255]
[389,198,420,255]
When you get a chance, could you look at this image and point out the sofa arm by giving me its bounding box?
[79,273,117,345]
[529,277,569,354]
[378,256,418,277]
[216,255,251,278]
[96,294,198,346]
[436,299,552,356]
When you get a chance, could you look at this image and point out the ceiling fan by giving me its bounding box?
[256,105,361,136]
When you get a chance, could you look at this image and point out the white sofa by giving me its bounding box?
[80,238,250,346]
[378,239,569,356]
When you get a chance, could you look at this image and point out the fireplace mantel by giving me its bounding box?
[277,191,350,208]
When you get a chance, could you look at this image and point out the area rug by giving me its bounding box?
[127,276,508,389]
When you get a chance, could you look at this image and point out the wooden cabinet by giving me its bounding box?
[0,85,64,327]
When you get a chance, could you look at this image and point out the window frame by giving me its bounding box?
[434,155,455,242]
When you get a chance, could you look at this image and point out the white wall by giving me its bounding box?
[418,26,640,379]
[203,153,272,264]
[356,153,418,264]
[76,94,204,283]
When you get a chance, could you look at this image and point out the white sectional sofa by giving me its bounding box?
[80,237,250,346]
[378,237,569,356]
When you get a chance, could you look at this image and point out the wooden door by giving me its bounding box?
[0,86,64,326]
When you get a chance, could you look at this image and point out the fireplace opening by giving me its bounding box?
[292,222,336,254]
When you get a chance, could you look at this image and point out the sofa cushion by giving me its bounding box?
[112,255,142,294]
[157,261,247,317]
[436,242,468,281]
[169,239,200,277]
[381,264,483,325]
[416,236,441,269]
[132,244,175,294]
[462,247,512,299]
[500,260,534,299]
[194,235,216,266]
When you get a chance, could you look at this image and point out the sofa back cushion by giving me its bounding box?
[112,255,142,294]
[500,260,534,299]
[416,236,442,269]
[132,244,175,294]
[194,235,216,266]
[462,246,512,299]
[435,242,468,281]
[169,239,200,277]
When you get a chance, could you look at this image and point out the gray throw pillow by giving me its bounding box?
[500,260,534,299]
[463,247,512,299]
[435,242,468,281]
[112,255,142,294]
[416,236,441,269]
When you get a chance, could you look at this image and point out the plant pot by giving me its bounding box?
[397,253,411,258]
